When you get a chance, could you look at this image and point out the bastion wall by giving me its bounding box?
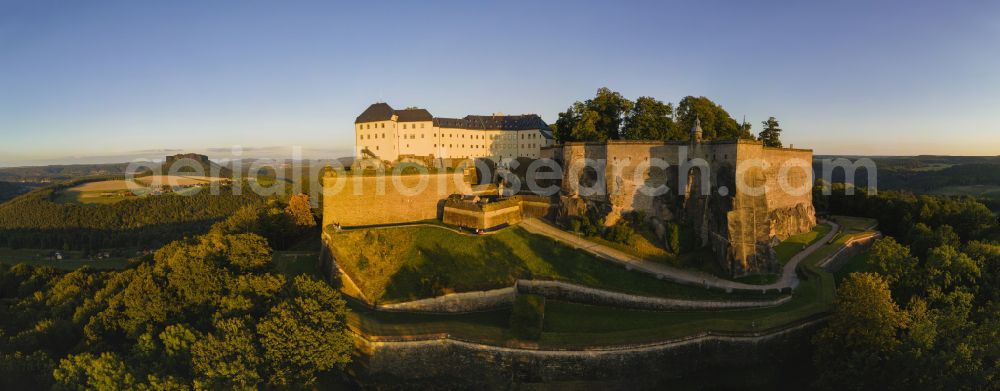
[321,172,472,228]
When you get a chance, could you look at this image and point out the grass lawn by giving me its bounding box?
[833,251,872,284]
[0,248,131,270]
[585,226,674,264]
[327,225,775,304]
[774,224,832,265]
[733,274,780,285]
[346,300,511,341]
[831,215,877,233]
[563,221,727,278]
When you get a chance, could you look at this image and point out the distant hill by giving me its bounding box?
[0,179,264,250]
[161,153,233,178]
[814,155,1000,212]
[0,163,136,182]
[0,181,32,204]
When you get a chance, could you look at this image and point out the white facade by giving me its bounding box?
[354,103,553,162]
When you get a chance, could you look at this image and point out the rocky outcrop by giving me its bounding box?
[554,140,816,278]
[768,203,817,241]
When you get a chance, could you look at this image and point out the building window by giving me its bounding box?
[403,124,407,129]
[421,134,424,138]
[382,133,385,138]
[376,146,379,150]
[381,123,385,128]
[421,123,425,128]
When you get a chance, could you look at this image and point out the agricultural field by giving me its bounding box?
[326,224,777,304]
[54,175,227,204]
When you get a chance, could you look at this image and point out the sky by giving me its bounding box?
[1,0,998,166]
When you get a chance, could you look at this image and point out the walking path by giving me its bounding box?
[519,218,840,292]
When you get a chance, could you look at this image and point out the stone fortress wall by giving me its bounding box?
[322,140,814,275]
[554,138,815,276]
[349,317,823,389]
[332,106,816,276]
[322,172,474,228]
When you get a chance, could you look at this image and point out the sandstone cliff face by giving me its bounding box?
[555,141,815,277]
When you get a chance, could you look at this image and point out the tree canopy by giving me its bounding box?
[0,204,351,389]
[758,116,782,147]
[813,188,1000,389]
[554,88,762,143]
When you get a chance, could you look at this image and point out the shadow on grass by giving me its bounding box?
[383,238,527,302]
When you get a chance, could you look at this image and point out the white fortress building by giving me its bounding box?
[354,102,554,162]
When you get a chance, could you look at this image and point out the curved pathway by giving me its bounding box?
[519,218,839,292]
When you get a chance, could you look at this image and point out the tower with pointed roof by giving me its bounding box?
[690,116,703,144]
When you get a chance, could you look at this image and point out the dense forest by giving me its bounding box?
[812,185,1000,389]
[0,181,265,252]
[0,163,136,182]
[814,157,1000,192]
[551,87,781,144]
[0,181,31,204]
[0,198,346,389]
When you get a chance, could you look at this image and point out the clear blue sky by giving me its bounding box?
[1,0,998,166]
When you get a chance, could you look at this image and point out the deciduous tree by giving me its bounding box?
[813,272,909,389]
[622,96,678,140]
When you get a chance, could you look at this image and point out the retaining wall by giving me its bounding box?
[517,280,790,311]
[819,232,882,271]
[349,317,824,389]
[378,286,516,312]
[348,277,787,313]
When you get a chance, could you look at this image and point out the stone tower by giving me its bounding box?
[690,117,703,144]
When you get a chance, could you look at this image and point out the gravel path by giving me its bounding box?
[519,218,839,292]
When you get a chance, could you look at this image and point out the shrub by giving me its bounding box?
[509,294,545,340]
[568,218,582,233]
[604,220,636,245]
[667,222,681,253]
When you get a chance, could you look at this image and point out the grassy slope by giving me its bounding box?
[774,224,832,265]
[833,251,872,284]
[328,225,772,303]
[831,215,877,233]
[346,236,838,348]
[345,223,878,348]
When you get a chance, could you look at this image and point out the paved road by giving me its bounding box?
[519,218,840,292]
